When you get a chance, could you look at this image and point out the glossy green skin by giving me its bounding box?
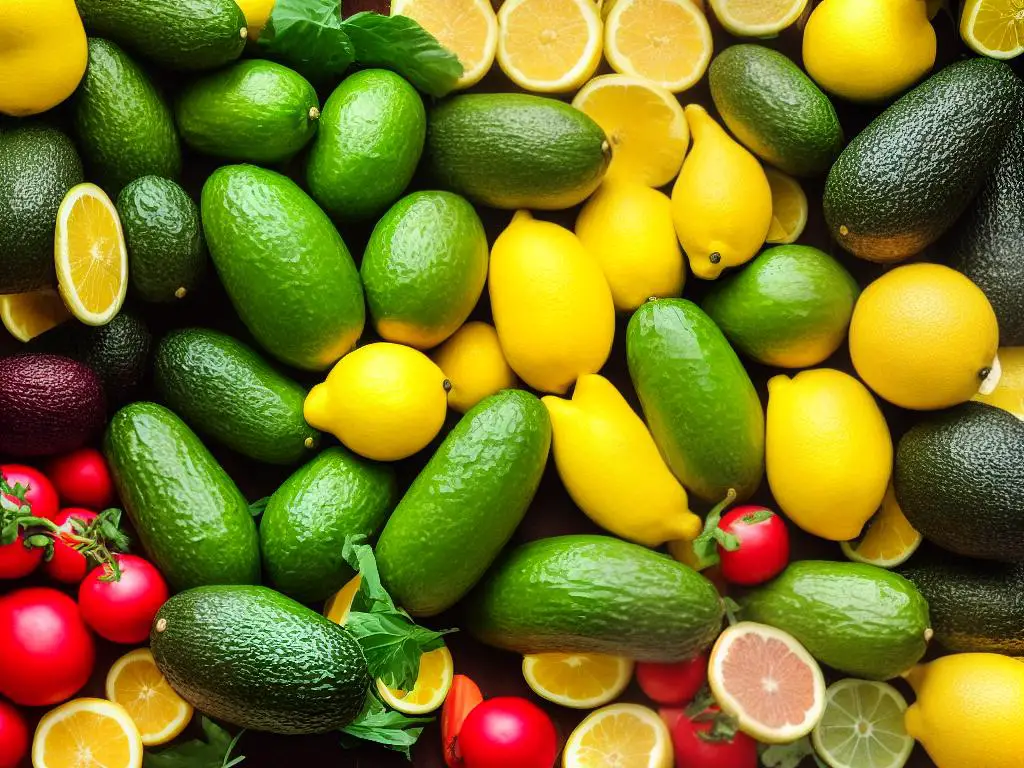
[151,586,369,734]
[702,245,859,368]
[72,39,180,195]
[201,164,365,371]
[0,126,82,293]
[362,191,488,350]
[825,58,1020,262]
[307,70,426,221]
[260,448,398,603]
[117,176,206,303]
[468,535,723,662]
[709,45,843,178]
[176,61,320,164]
[896,402,1024,562]
[154,328,319,465]
[741,561,930,680]
[626,299,764,502]
[426,93,610,210]
[376,390,551,617]
[76,0,246,71]
[103,402,260,590]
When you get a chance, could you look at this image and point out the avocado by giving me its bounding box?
[307,69,426,221]
[259,448,398,603]
[116,176,207,303]
[362,191,489,350]
[201,164,365,372]
[151,585,369,734]
[103,402,261,590]
[376,390,551,617]
[72,39,181,195]
[74,311,152,406]
[176,60,320,164]
[0,354,105,457]
[467,534,724,662]
[895,401,1024,562]
[0,125,83,294]
[154,328,319,465]
[426,93,611,210]
[824,57,1021,262]
[626,298,764,502]
[709,44,843,177]
[740,561,931,680]
[76,0,246,71]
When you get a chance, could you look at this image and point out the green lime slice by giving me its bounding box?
[812,679,914,768]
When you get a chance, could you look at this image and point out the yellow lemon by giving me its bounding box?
[32,699,143,768]
[803,0,936,102]
[767,369,892,541]
[0,289,71,343]
[849,263,1000,411]
[323,573,362,625]
[671,105,772,280]
[105,649,193,747]
[764,168,808,245]
[904,654,1024,768]
[304,342,449,461]
[432,321,517,413]
[489,211,615,394]
[974,346,1024,418]
[0,0,87,116]
[709,0,809,37]
[562,703,673,768]
[543,374,701,547]
[235,0,276,39]
[376,646,454,715]
[523,652,633,709]
[575,180,686,312]
[392,0,498,89]
[840,483,922,568]
[961,0,1024,60]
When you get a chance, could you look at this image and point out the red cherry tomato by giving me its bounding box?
[660,707,758,768]
[0,700,28,768]
[442,674,484,767]
[0,587,95,706]
[78,554,169,644]
[0,533,43,580]
[636,652,709,706]
[44,449,116,510]
[458,697,558,768]
[43,508,99,584]
[0,464,59,520]
[716,506,789,586]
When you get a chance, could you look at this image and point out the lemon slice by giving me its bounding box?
[961,0,1024,59]
[974,346,1024,419]
[605,0,712,93]
[572,74,689,188]
[563,703,673,768]
[496,0,603,93]
[0,288,71,342]
[841,484,922,568]
[375,646,454,715]
[765,167,808,244]
[812,679,914,768]
[54,182,128,326]
[391,0,499,88]
[32,698,143,768]
[709,0,809,37]
[523,652,634,709]
[323,573,363,625]
[105,649,193,747]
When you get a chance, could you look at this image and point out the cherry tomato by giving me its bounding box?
[0,533,43,580]
[0,464,59,520]
[660,707,758,768]
[0,587,95,706]
[78,554,169,644]
[458,697,558,768]
[44,449,116,510]
[716,506,789,586]
[442,674,484,767]
[43,508,99,584]
[0,700,28,768]
[636,652,709,706]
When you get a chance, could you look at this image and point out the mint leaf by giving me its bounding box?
[144,718,245,768]
[257,0,354,86]
[340,692,432,760]
[341,12,462,97]
[342,535,401,616]
[248,497,270,519]
[760,736,816,768]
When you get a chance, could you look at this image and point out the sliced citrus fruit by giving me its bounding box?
[105,649,193,747]
[496,0,603,93]
[375,646,454,715]
[572,74,689,188]
[765,167,808,244]
[709,621,826,744]
[562,703,673,768]
[812,679,914,768]
[974,346,1024,418]
[391,0,499,88]
[523,652,634,709]
[605,0,713,93]
[961,0,1024,60]
[841,484,922,568]
[709,0,809,37]
[603,0,706,16]
[32,698,143,768]
[54,182,128,326]
[324,573,363,625]
[0,288,71,342]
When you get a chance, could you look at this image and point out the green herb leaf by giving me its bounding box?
[760,736,816,768]
[247,497,270,519]
[257,0,354,86]
[690,489,739,570]
[339,692,433,760]
[342,535,401,616]
[741,509,775,525]
[144,718,245,768]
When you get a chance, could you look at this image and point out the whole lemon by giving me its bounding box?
[304,343,449,461]
[849,263,999,411]
[432,321,517,414]
[0,0,87,116]
[904,653,1024,768]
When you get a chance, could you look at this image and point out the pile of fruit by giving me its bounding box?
[2,0,1024,766]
